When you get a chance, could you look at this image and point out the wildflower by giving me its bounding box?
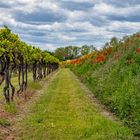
[136,48,140,53]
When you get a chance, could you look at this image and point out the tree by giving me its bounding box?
[81,45,90,55]
[0,26,59,103]
[110,37,119,47]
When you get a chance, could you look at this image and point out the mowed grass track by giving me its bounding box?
[16,68,133,140]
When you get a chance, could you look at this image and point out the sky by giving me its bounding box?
[0,0,140,51]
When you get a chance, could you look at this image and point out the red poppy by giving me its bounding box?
[136,48,140,53]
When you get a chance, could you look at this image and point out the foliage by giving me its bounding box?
[54,45,95,61]
[63,33,140,136]
[0,26,59,102]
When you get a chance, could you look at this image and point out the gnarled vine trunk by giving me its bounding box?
[3,55,10,103]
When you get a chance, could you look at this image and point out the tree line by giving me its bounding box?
[54,45,95,61]
[53,36,128,61]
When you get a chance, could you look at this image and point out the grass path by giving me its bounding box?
[0,70,59,140]
[15,68,133,140]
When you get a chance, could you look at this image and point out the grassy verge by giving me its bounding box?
[72,56,140,136]
[16,68,133,140]
[69,36,140,136]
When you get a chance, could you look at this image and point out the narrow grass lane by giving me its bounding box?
[16,68,133,140]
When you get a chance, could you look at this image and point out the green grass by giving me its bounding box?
[0,73,39,114]
[0,118,10,126]
[17,68,133,140]
[0,73,33,99]
[70,38,140,136]
[28,81,42,90]
[4,102,17,114]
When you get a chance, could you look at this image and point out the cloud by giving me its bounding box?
[0,0,140,51]
[93,2,140,16]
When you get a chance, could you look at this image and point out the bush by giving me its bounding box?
[70,35,140,136]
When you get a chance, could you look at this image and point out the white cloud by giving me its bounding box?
[93,2,140,16]
[107,21,140,34]
[0,0,140,51]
